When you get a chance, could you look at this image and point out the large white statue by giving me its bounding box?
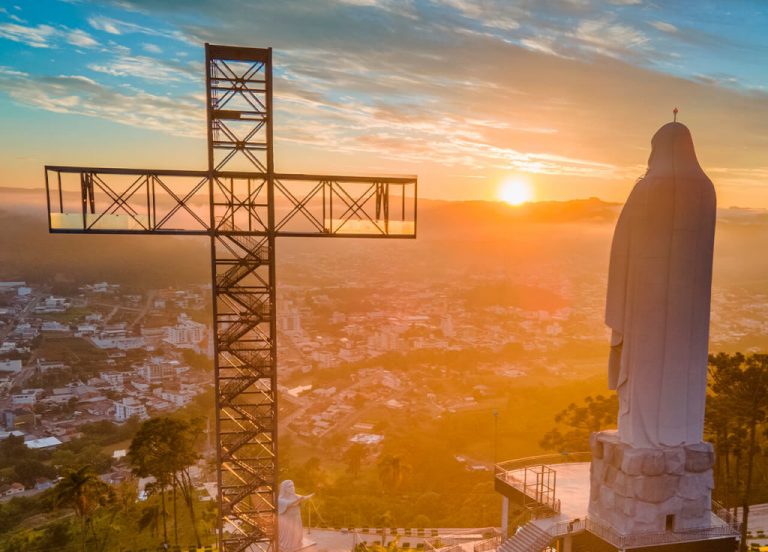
[605,121,716,449]
[278,480,313,552]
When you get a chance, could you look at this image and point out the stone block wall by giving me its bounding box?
[588,430,714,535]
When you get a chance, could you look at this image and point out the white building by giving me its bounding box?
[0,342,16,354]
[0,281,26,292]
[3,483,25,496]
[114,398,148,422]
[280,310,302,334]
[34,296,70,314]
[37,359,68,372]
[91,335,145,350]
[135,360,180,383]
[41,321,70,333]
[441,314,455,337]
[367,328,400,352]
[350,433,384,445]
[75,324,98,336]
[12,323,38,340]
[100,371,124,387]
[0,359,22,373]
[157,390,191,407]
[165,314,206,348]
[24,436,63,450]
[84,282,119,294]
[11,389,42,406]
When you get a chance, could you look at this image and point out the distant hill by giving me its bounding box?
[1,185,767,290]
[418,196,620,235]
[0,207,209,287]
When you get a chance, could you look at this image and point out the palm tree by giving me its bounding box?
[343,444,367,477]
[377,455,404,491]
[54,465,110,552]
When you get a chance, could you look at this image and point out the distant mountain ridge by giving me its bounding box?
[1,184,765,225]
[1,185,767,287]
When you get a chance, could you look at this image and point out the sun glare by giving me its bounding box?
[498,176,534,206]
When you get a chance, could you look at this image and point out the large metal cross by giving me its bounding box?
[44,44,417,552]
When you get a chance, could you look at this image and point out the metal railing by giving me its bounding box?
[547,518,586,538]
[497,512,737,552]
[495,518,586,552]
[585,516,739,548]
[494,452,592,518]
[473,536,501,552]
[424,528,499,552]
[712,500,741,531]
[494,452,592,476]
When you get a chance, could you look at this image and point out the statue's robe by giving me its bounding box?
[606,122,716,449]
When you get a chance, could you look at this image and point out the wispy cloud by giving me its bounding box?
[66,28,98,48]
[438,0,523,31]
[519,37,564,58]
[709,166,768,182]
[87,14,191,44]
[651,21,677,33]
[88,54,189,82]
[0,67,202,137]
[87,16,121,35]
[572,17,649,59]
[336,0,418,19]
[0,22,55,48]
[0,20,99,50]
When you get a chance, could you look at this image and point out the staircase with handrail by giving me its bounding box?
[497,523,553,552]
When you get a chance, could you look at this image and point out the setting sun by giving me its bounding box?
[498,176,534,206]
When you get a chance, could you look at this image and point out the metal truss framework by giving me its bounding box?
[44,44,416,552]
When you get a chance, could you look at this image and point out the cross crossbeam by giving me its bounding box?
[43,44,417,552]
[46,167,416,237]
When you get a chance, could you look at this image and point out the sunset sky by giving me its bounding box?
[1,0,767,206]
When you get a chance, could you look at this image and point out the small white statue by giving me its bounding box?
[278,480,314,552]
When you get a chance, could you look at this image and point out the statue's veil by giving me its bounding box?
[646,122,706,179]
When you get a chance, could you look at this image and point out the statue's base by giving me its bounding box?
[588,430,714,535]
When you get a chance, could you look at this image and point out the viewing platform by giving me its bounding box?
[493,454,740,552]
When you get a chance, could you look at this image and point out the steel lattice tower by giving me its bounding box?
[44,44,417,552]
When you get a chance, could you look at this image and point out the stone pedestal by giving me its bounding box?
[588,430,714,535]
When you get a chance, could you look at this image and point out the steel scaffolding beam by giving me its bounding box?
[44,43,416,552]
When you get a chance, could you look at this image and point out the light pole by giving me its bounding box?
[493,409,499,464]
[494,408,509,538]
